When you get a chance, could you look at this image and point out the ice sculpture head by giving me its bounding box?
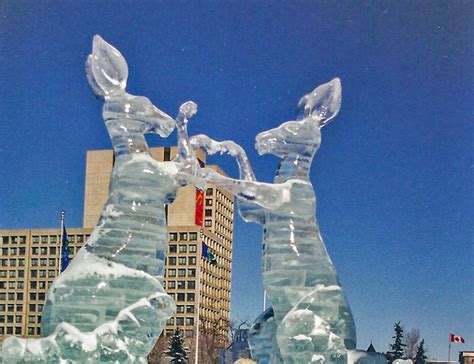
[86,35,175,138]
[256,78,341,158]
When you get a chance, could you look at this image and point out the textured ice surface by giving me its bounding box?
[192,79,357,363]
[0,36,197,362]
[248,307,283,364]
[2,293,170,363]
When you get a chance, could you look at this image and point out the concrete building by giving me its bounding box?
[0,147,234,361]
[460,352,474,364]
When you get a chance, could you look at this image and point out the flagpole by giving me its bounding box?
[448,333,451,364]
[58,210,65,274]
[194,244,203,364]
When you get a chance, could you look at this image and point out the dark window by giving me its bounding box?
[177,293,185,301]
[169,244,177,253]
[164,147,171,161]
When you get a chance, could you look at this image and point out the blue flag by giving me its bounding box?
[60,225,71,272]
[201,241,217,266]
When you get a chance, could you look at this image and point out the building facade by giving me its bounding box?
[0,147,234,362]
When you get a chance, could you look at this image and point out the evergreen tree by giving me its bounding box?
[165,329,189,364]
[385,321,407,363]
[415,339,427,364]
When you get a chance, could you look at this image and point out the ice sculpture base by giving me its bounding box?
[1,293,170,363]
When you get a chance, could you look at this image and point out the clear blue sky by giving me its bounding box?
[0,1,472,360]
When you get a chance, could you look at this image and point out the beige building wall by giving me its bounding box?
[83,150,113,228]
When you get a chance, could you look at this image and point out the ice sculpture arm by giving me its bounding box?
[189,134,289,211]
[190,134,256,181]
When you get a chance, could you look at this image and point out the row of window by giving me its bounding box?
[169,232,198,242]
[0,327,42,336]
[0,259,25,267]
[0,314,42,324]
[1,247,26,256]
[28,292,46,301]
[167,256,196,266]
[0,303,23,312]
[0,303,44,313]
[0,270,25,278]
[0,269,57,280]
[31,235,87,245]
[166,316,194,326]
[168,292,195,302]
[166,269,196,278]
[165,280,196,290]
[0,326,23,335]
[0,293,23,301]
[169,244,197,254]
[175,304,195,314]
[2,234,89,246]
[0,258,58,267]
[1,236,27,245]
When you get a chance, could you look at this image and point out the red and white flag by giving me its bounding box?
[450,334,465,343]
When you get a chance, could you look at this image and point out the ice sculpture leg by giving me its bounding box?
[1,36,200,362]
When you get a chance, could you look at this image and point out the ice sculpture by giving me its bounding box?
[191,79,361,364]
[1,36,200,363]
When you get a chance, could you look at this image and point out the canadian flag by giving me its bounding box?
[450,334,465,343]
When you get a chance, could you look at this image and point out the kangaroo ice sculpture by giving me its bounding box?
[191,79,359,364]
[1,36,199,363]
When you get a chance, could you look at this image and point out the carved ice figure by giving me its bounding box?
[1,36,199,362]
[191,79,357,363]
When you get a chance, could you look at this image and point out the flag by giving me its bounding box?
[201,241,217,266]
[450,334,465,344]
[60,225,71,272]
[195,189,204,226]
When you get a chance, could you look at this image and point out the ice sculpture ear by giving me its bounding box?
[296,78,341,127]
[86,35,128,99]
